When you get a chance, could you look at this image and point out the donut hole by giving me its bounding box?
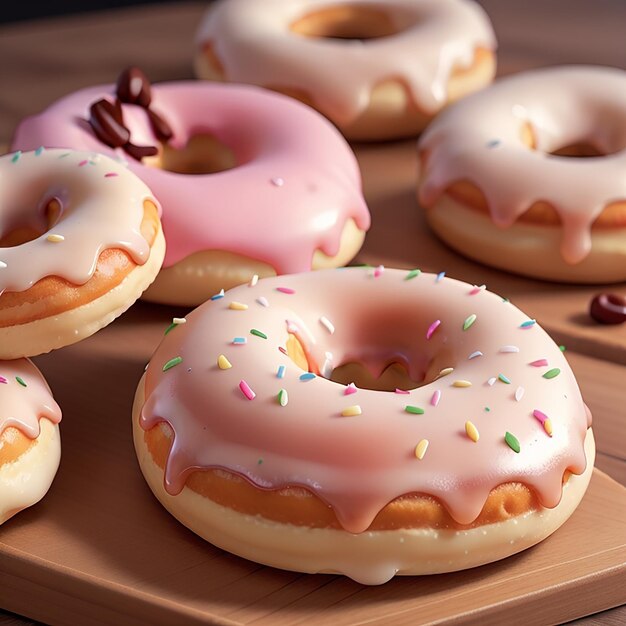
[0,198,62,247]
[329,361,421,392]
[147,134,237,175]
[290,5,412,40]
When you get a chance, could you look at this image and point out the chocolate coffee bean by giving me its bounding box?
[147,108,173,142]
[89,99,130,147]
[116,66,152,108]
[124,142,159,160]
[589,293,626,325]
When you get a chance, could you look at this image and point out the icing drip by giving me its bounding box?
[140,268,591,533]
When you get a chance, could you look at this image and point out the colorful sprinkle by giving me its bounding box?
[239,380,256,400]
[431,389,441,406]
[104,172,118,178]
[543,419,554,437]
[468,351,483,360]
[250,329,268,339]
[469,284,486,295]
[58,152,71,159]
[543,368,561,379]
[0,261,8,269]
[505,431,521,453]
[499,345,519,353]
[278,388,288,407]
[278,346,288,355]
[436,271,446,283]
[405,269,421,280]
[515,386,525,402]
[498,373,511,384]
[452,380,472,388]
[249,274,259,287]
[320,316,335,334]
[277,365,286,379]
[530,359,549,367]
[0,376,7,384]
[426,319,441,340]
[15,376,27,387]
[414,439,429,460]
[439,367,454,378]
[256,296,269,307]
[487,377,497,386]
[405,405,425,415]
[210,289,225,300]
[276,287,295,294]
[341,405,362,417]
[34,146,45,156]
[300,372,316,381]
[465,421,480,442]
[486,139,501,148]
[217,355,232,370]
[232,337,247,345]
[163,357,183,372]
[78,159,88,167]
[559,345,566,352]
[520,319,536,329]
[395,388,410,395]
[345,383,358,395]
[229,301,248,311]
[373,265,384,278]
[484,406,491,412]
[11,151,21,163]
[271,177,284,187]
[463,314,477,331]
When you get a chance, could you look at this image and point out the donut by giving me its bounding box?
[1,359,62,525]
[194,0,497,141]
[11,69,370,306]
[417,66,626,283]
[0,148,165,359]
[133,267,594,584]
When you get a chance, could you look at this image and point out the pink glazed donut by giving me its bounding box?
[11,69,370,305]
[133,267,594,584]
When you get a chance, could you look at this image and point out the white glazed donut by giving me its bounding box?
[195,0,497,140]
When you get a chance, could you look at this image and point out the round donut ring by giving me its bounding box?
[1,359,62,525]
[417,66,626,283]
[0,148,165,359]
[133,267,594,584]
[195,0,497,140]
[12,81,370,306]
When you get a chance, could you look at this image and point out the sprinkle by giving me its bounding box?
[436,271,445,283]
[229,301,248,310]
[465,421,480,442]
[341,405,362,417]
[469,284,486,295]
[104,172,118,178]
[163,323,177,335]
[163,356,182,372]
[239,380,256,400]
[487,377,497,386]
[300,372,316,381]
[278,346,287,355]
[405,405,425,415]
[559,345,566,352]
[258,458,263,465]
[499,345,520,353]
[372,264,384,278]
[216,354,232,370]
[34,146,45,156]
[210,289,225,300]
[395,388,410,394]
[276,287,295,295]
[45,233,65,243]
[431,390,441,406]
[250,329,268,339]
[320,316,335,334]
[515,386,525,402]
[78,159,88,167]
[453,380,472,388]
[271,177,284,187]
[405,269,421,280]
[463,314,477,331]
[344,383,358,395]
[11,151,21,163]
[543,368,561,379]
[468,351,483,360]
[486,139,501,148]
[256,296,269,307]
[502,297,510,303]
[278,388,288,406]
[58,152,71,159]
[277,365,286,379]
[543,419,554,437]
[15,376,27,387]
[438,367,454,378]
[0,376,6,384]
[0,261,7,269]
[232,337,247,345]
[505,431,521,453]
[484,406,491,412]
[322,352,334,379]
[530,359,549,367]
[498,373,511,384]
[426,319,441,340]
[414,439,429,460]
[520,319,536,329]
[249,274,258,287]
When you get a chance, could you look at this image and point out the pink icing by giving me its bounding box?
[11,82,370,273]
[196,0,496,123]
[140,268,591,533]
[0,148,156,294]
[417,66,626,264]
[0,359,61,439]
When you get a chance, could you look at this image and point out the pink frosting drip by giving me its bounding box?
[11,82,370,273]
[418,66,626,264]
[0,359,61,439]
[140,268,591,533]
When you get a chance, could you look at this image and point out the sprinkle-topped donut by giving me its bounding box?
[417,65,626,283]
[195,0,497,140]
[1,359,62,524]
[11,75,370,305]
[0,148,165,358]
[133,267,594,584]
